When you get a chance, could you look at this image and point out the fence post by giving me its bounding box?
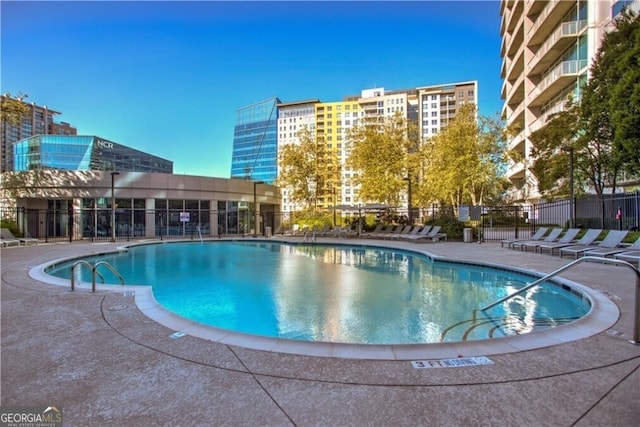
[514,205,519,239]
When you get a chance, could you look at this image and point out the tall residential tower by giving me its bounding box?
[1,95,77,172]
[500,0,639,201]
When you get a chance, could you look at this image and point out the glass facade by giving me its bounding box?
[230,97,280,184]
[13,135,173,173]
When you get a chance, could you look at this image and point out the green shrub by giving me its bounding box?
[0,219,21,237]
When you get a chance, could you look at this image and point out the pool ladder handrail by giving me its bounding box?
[477,256,640,345]
[70,260,125,292]
[303,230,317,243]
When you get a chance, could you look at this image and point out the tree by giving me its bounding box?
[0,93,29,126]
[419,104,509,208]
[530,11,640,197]
[276,127,340,209]
[581,11,640,178]
[346,113,421,206]
[529,101,616,197]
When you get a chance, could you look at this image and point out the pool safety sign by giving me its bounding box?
[180,212,190,222]
[411,356,493,369]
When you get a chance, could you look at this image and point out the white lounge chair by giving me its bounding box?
[363,224,388,239]
[400,225,432,241]
[386,225,414,240]
[613,249,640,265]
[391,225,422,240]
[1,228,37,246]
[584,235,640,258]
[560,230,629,259]
[538,229,603,256]
[521,228,580,253]
[1,235,21,247]
[501,227,548,248]
[406,225,447,242]
[511,228,563,251]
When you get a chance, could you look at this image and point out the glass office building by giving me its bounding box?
[230,97,280,184]
[13,135,173,173]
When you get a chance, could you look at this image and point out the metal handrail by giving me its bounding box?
[70,260,104,291]
[92,261,125,292]
[479,256,640,345]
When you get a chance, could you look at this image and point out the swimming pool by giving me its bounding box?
[44,241,591,345]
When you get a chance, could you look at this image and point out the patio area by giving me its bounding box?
[1,238,639,426]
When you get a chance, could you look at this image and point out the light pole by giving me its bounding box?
[110,171,120,242]
[562,146,575,228]
[332,187,337,227]
[403,176,412,224]
[253,180,264,237]
[569,147,575,228]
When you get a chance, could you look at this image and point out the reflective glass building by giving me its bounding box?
[230,97,280,184]
[13,135,173,173]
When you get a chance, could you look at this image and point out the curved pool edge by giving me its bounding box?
[131,276,619,360]
[28,239,621,360]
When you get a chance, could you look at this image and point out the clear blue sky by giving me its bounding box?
[1,0,504,178]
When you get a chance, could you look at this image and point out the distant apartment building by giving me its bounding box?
[276,99,319,212]
[14,135,173,173]
[417,82,478,138]
[315,99,363,210]
[0,95,77,172]
[232,81,478,212]
[230,97,280,184]
[500,0,639,201]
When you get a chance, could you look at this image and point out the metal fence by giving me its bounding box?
[2,191,638,243]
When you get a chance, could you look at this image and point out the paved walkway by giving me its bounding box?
[1,239,639,426]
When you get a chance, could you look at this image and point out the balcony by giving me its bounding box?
[528,20,588,75]
[505,101,525,128]
[502,0,523,36]
[527,0,575,46]
[525,0,546,17]
[506,48,524,84]
[530,99,568,132]
[506,72,525,107]
[507,21,524,58]
[528,59,588,107]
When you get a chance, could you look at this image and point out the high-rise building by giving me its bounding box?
[417,82,477,139]
[276,99,319,211]
[233,81,478,212]
[316,99,363,208]
[1,95,77,172]
[14,135,173,173]
[230,97,280,184]
[500,0,638,201]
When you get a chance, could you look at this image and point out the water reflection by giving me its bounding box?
[46,242,590,344]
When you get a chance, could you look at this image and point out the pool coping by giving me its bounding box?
[28,239,620,360]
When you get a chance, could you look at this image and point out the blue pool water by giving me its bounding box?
[46,241,591,345]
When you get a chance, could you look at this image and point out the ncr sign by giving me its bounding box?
[96,139,114,149]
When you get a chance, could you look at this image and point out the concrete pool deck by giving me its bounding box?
[1,238,639,426]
